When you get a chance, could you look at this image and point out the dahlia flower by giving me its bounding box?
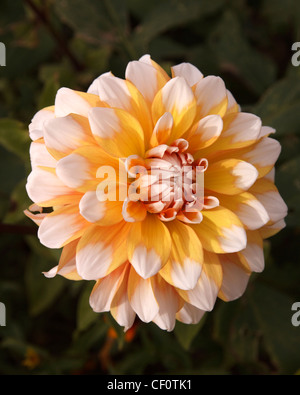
[25,55,287,331]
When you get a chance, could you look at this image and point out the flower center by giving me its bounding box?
[126,139,210,224]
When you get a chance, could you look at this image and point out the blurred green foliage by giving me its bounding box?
[0,0,300,375]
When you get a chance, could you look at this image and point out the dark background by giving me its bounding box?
[0,0,300,375]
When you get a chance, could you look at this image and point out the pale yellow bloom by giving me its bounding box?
[25,55,287,331]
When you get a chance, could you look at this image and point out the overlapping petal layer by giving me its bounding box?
[25,55,287,332]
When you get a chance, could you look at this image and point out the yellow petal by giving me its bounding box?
[205,159,258,195]
[89,107,145,158]
[192,206,247,254]
[152,77,197,143]
[159,220,203,290]
[127,214,171,279]
[76,222,130,280]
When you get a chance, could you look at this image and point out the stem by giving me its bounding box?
[23,0,84,71]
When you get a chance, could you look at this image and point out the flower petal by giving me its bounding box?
[26,168,76,206]
[79,190,124,226]
[38,205,89,249]
[43,239,81,280]
[217,192,270,230]
[29,141,56,170]
[43,114,95,160]
[193,206,247,253]
[250,178,288,224]
[56,145,119,192]
[122,199,147,223]
[193,76,228,119]
[236,137,281,178]
[178,251,222,311]
[151,275,181,332]
[176,303,205,324]
[76,222,130,280]
[205,159,258,195]
[152,76,197,142]
[218,257,250,301]
[111,264,136,331]
[29,106,55,141]
[236,230,265,273]
[128,266,159,323]
[188,115,223,152]
[55,88,103,117]
[206,112,262,155]
[149,112,174,147]
[127,214,171,279]
[95,73,152,142]
[159,220,203,290]
[89,263,128,313]
[126,59,169,104]
[171,62,203,87]
[89,107,145,157]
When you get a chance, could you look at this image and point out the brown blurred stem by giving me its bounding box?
[0,223,36,235]
[23,0,84,71]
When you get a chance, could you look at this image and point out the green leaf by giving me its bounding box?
[76,282,99,332]
[0,119,30,162]
[174,315,206,351]
[25,254,65,316]
[132,0,224,51]
[54,0,128,45]
[208,11,277,96]
[253,76,300,136]
[247,283,300,374]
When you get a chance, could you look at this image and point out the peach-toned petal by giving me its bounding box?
[111,264,136,331]
[29,141,56,170]
[249,178,288,224]
[55,88,104,117]
[126,59,169,104]
[193,206,247,254]
[218,256,250,301]
[204,159,258,195]
[159,220,203,290]
[188,115,223,152]
[26,168,76,207]
[152,76,197,142]
[236,230,265,273]
[176,303,205,324]
[179,251,222,311]
[217,192,270,230]
[89,263,127,313]
[149,112,174,147]
[151,275,181,332]
[89,107,145,158]
[76,222,130,280]
[127,214,171,279]
[128,266,159,323]
[122,199,147,223]
[29,106,55,141]
[38,205,89,249]
[43,114,95,160]
[43,239,81,280]
[56,145,119,193]
[193,76,228,120]
[79,190,124,226]
[171,62,203,87]
[95,73,152,143]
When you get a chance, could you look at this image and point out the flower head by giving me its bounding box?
[25,55,287,331]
